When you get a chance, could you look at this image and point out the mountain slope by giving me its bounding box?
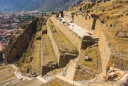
[0,0,99,12]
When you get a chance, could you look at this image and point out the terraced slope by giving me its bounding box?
[14,79,43,86]
[0,66,15,83]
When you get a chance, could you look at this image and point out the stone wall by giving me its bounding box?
[47,21,60,66]
[109,55,128,71]
[75,14,112,74]
[50,16,82,52]
[94,19,128,71]
[52,11,128,72]
[47,20,78,67]
[74,14,128,72]
[42,78,72,86]
[41,33,58,75]
[73,67,96,81]
[63,12,94,30]
[63,11,72,21]
[65,13,111,75]
[65,61,77,80]
[50,16,96,52]
[94,20,111,75]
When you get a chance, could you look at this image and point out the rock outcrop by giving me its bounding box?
[4,18,39,63]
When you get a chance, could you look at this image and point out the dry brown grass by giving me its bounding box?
[0,73,14,82]
[0,66,15,82]
[48,21,78,53]
[42,34,57,65]
[49,82,62,86]
[33,32,41,74]
[93,1,128,57]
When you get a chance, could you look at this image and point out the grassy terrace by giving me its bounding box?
[48,20,78,54]
[42,34,57,65]
[42,78,72,86]
[33,32,41,74]
[82,47,99,70]
[23,79,44,86]
[0,66,15,82]
[49,82,62,86]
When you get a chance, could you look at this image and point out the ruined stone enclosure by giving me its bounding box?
[2,1,128,86]
[41,11,102,80]
[62,0,128,81]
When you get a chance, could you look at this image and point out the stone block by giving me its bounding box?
[123,67,128,71]
[110,56,114,59]
[123,63,128,67]
[109,59,114,63]
[123,59,128,63]
[118,58,123,62]
[118,65,124,70]
[115,60,120,65]
[119,62,123,66]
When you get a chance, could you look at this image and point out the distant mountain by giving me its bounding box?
[0,0,84,12]
[0,0,109,12]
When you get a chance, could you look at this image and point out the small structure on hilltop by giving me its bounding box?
[59,11,64,18]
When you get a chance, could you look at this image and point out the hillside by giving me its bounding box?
[0,0,109,12]
[0,0,82,11]
[2,0,128,86]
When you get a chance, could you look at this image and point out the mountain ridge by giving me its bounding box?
[0,0,83,12]
[0,0,108,12]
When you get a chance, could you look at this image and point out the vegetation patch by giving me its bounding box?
[48,20,78,53]
[33,32,41,74]
[0,73,14,82]
[17,16,36,23]
[16,37,33,66]
[50,82,62,86]
[42,34,57,65]
[15,31,42,74]
[82,47,99,69]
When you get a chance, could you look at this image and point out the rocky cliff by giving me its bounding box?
[4,18,40,63]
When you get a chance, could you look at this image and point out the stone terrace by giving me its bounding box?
[0,65,16,83]
[50,16,98,51]
[41,34,58,75]
[0,65,45,86]
[14,79,44,86]
[48,20,78,54]
[42,75,82,86]
[47,20,79,67]
[61,18,97,39]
